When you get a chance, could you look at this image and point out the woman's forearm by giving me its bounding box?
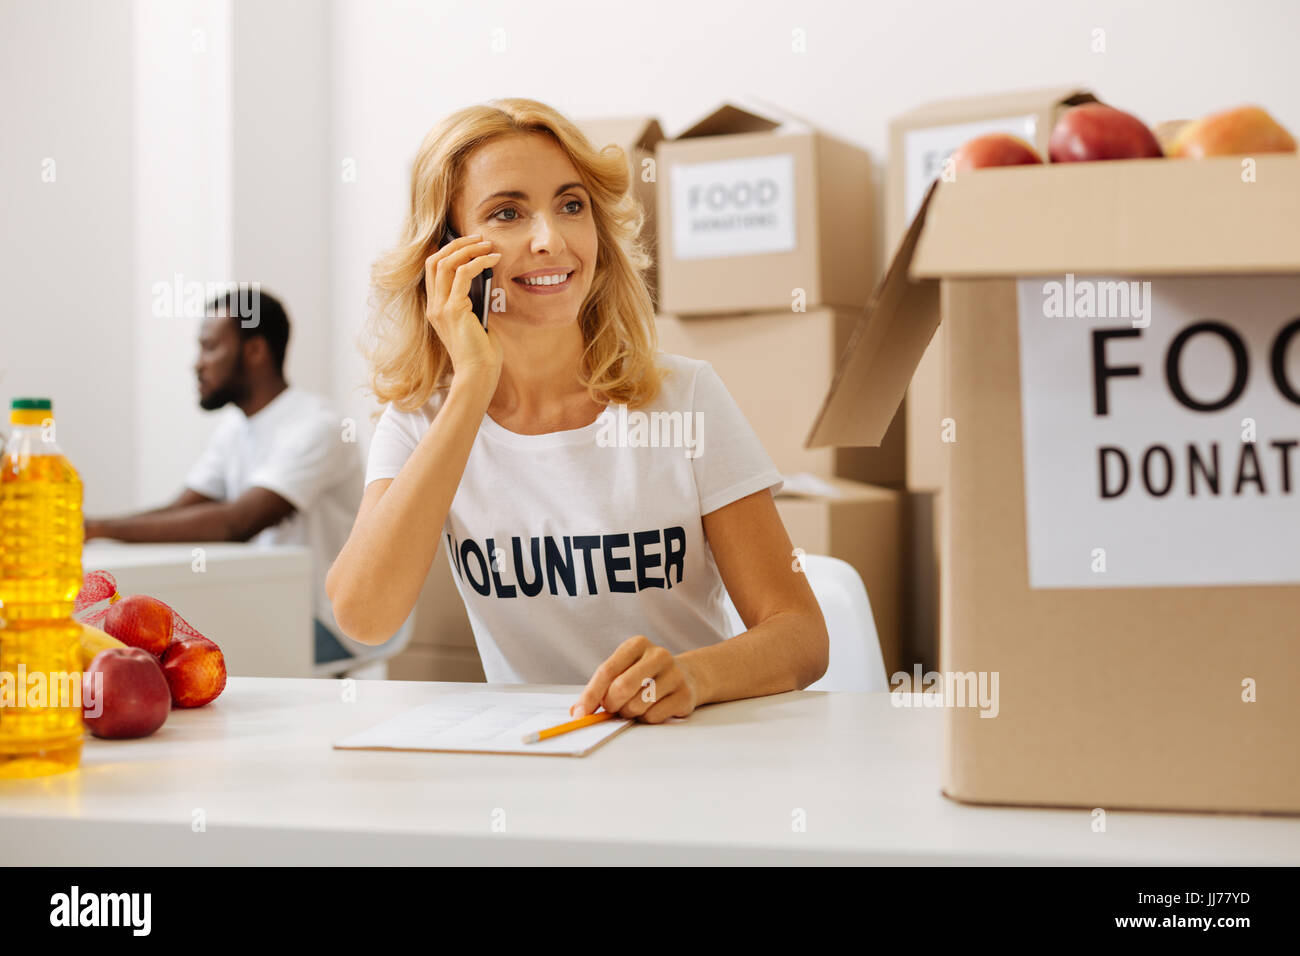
[329,376,495,644]
[676,610,829,706]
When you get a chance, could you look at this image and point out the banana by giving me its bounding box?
[79,622,128,670]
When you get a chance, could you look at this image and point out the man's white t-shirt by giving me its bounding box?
[363,352,784,684]
[184,386,365,652]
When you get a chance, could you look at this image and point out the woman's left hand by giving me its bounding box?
[571,635,703,723]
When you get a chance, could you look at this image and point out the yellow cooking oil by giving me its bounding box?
[0,398,85,778]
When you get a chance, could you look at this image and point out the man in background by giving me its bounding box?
[85,288,365,667]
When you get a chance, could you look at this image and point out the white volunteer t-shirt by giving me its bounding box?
[184,385,365,651]
[363,352,784,684]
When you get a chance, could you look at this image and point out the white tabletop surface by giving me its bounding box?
[2,678,1297,865]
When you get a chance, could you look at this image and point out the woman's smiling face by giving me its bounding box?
[451,132,598,326]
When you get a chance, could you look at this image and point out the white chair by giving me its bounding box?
[311,610,417,680]
[720,553,888,692]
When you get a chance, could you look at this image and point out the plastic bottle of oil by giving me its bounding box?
[0,397,85,778]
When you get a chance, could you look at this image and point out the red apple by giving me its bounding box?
[949,133,1043,172]
[82,647,172,739]
[160,636,227,708]
[103,593,174,656]
[1049,103,1163,162]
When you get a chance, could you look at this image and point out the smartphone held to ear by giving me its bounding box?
[440,225,492,329]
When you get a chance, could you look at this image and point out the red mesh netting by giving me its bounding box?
[75,569,210,642]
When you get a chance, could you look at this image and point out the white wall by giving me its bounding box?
[134,0,332,508]
[2,0,331,514]
[1,0,136,515]
[133,0,232,508]
[133,0,330,508]
[230,0,330,400]
[0,0,234,513]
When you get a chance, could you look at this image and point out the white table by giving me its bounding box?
[81,542,314,679]
[2,678,1297,865]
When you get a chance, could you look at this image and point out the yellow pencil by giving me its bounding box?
[522,711,612,744]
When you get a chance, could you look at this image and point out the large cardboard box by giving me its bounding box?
[887,89,1099,681]
[656,103,875,316]
[889,87,1095,493]
[576,115,665,309]
[774,478,903,677]
[809,156,1300,814]
[657,307,905,487]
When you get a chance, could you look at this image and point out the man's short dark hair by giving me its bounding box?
[206,286,291,377]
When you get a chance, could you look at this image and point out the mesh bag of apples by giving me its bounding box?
[949,103,1295,170]
[75,570,227,740]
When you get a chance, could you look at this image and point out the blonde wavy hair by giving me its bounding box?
[361,97,664,418]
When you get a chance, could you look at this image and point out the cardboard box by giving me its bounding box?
[889,87,1095,493]
[576,115,665,308]
[808,156,1300,814]
[657,307,905,487]
[774,477,903,677]
[900,489,940,673]
[655,102,875,316]
[885,88,1099,730]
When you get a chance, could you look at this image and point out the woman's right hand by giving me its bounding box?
[424,234,504,387]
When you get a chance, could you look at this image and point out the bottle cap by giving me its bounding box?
[10,398,54,426]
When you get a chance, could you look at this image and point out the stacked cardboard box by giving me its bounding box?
[810,155,1300,814]
[575,116,666,308]
[657,103,877,319]
[886,87,1096,675]
[654,102,905,673]
[656,308,902,483]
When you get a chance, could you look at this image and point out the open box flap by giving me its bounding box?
[805,182,941,449]
[676,103,782,140]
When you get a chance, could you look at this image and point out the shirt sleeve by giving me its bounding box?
[363,403,423,488]
[248,414,355,513]
[184,415,232,500]
[690,361,785,515]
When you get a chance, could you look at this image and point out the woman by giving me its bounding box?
[326,97,827,723]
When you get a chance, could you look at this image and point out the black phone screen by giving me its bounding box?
[439,224,492,329]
